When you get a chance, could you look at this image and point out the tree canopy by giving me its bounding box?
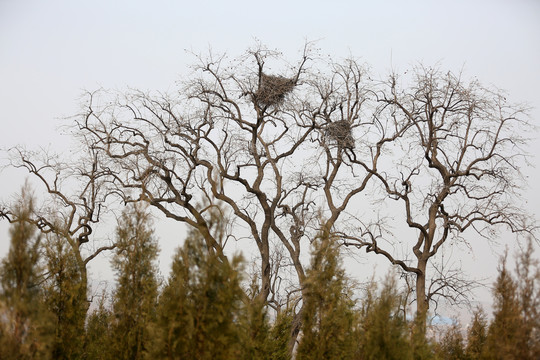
[0,45,537,359]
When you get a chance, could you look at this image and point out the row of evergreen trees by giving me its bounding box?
[0,197,539,359]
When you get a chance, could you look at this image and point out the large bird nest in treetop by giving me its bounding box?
[326,120,355,149]
[255,73,296,107]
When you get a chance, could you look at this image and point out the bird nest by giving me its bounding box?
[255,73,296,107]
[326,120,355,149]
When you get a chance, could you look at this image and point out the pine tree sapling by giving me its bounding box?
[358,277,413,360]
[85,291,113,360]
[435,323,465,360]
[266,308,294,360]
[151,227,244,359]
[465,307,487,360]
[296,227,357,360]
[42,234,87,360]
[0,189,52,359]
[484,254,524,359]
[110,203,159,360]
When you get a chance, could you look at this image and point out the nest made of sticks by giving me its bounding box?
[326,120,355,149]
[255,73,296,107]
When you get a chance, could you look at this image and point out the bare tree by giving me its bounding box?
[75,45,402,351]
[15,44,531,348]
[77,45,320,348]
[340,66,535,330]
[0,144,115,310]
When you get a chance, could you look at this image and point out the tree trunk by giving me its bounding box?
[415,259,428,334]
[288,308,303,356]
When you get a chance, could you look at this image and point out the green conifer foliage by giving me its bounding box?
[238,277,272,360]
[238,275,298,360]
[358,277,413,360]
[109,203,159,360]
[435,323,465,360]
[296,227,357,360]
[514,239,540,359]
[483,256,524,359]
[464,307,487,360]
[266,308,294,360]
[85,291,113,360]
[42,234,87,360]
[481,243,540,360]
[0,191,52,359]
[151,227,244,359]
[410,315,436,360]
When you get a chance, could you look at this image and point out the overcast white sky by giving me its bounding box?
[1,0,539,318]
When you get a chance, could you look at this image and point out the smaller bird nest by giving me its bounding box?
[255,73,296,107]
[326,120,355,149]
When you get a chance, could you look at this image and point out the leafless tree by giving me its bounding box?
[75,45,403,350]
[340,66,535,330]
[0,144,116,308]
[15,44,531,348]
[77,45,318,348]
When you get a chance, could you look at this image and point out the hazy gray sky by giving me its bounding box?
[1,0,539,317]
[1,0,539,150]
[1,0,539,143]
